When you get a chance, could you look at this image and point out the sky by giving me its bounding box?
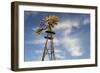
[24,11,90,62]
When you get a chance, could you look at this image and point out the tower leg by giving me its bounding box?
[42,39,56,61]
[42,39,48,61]
[50,39,56,60]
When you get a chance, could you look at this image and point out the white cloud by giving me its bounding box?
[54,19,81,38]
[35,50,43,54]
[25,38,45,45]
[54,19,83,57]
[34,47,65,60]
[34,48,62,54]
[70,47,83,56]
[54,17,90,31]
[61,35,83,57]
[55,48,62,53]
[55,21,71,30]
[56,54,65,59]
[54,48,67,60]
[63,37,79,48]
[25,37,60,46]
[55,19,80,30]
[83,18,90,25]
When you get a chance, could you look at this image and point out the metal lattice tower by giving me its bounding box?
[42,31,56,61]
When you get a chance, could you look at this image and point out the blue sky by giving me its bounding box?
[24,11,90,62]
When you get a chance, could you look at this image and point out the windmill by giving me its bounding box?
[35,15,59,61]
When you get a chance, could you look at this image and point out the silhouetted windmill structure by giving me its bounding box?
[35,15,59,61]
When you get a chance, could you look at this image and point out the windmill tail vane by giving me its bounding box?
[35,28,44,35]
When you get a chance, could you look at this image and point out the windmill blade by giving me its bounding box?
[40,21,47,30]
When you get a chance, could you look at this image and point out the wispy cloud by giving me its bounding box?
[55,17,90,31]
[61,37,83,56]
[55,19,80,30]
[25,37,59,46]
[25,38,45,45]
[83,18,90,25]
[54,19,83,57]
[56,54,66,60]
[34,48,65,60]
